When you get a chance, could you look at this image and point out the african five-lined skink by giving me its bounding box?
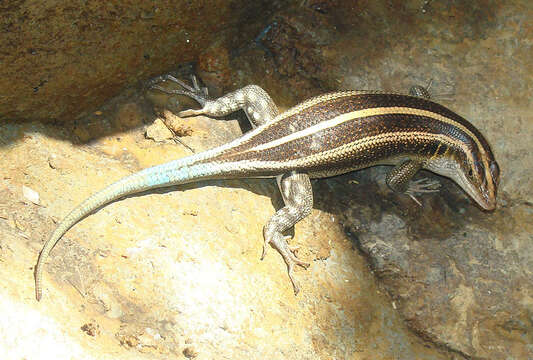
[34,75,499,300]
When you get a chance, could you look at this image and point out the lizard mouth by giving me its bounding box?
[479,197,496,211]
[470,188,496,211]
[460,175,496,211]
[482,194,497,211]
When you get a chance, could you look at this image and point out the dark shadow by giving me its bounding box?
[0,1,506,146]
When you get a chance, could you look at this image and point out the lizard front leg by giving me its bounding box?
[386,82,441,205]
[150,74,279,128]
[262,172,313,295]
[386,160,440,206]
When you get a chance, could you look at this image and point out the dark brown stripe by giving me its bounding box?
[217,93,494,163]
[209,113,473,164]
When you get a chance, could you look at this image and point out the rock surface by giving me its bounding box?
[324,173,533,359]
[0,0,532,359]
[0,120,451,359]
[0,0,282,121]
[232,2,533,356]
[145,118,174,142]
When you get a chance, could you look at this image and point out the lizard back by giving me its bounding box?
[200,91,495,179]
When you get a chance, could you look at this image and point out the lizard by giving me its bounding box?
[34,75,500,300]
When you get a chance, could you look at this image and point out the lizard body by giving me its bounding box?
[34,76,499,300]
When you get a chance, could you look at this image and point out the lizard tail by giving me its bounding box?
[34,159,248,301]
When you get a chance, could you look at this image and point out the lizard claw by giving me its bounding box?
[405,178,440,206]
[407,177,440,193]
[148,74,209,107]
[261,232,309,295]
[407,193,423,207]
[261,235,291,260]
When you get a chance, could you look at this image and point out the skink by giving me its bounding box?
[34,75,499,300]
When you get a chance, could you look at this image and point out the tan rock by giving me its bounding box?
[145,119,173,142]
[0,119,451,359]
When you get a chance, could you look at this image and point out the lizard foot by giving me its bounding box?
[261,232,309,295]
[409,79,455,101]
[149,74,209,112]
[405,178,441,206]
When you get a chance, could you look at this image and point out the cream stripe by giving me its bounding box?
[237,131,471,170]
[250,107,385,152]
[404,108,485,157]
[275,90,381,120]
[284,131,472,168]
[248,106,480,153]
[186,92,377,159]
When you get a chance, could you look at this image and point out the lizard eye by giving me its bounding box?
[490,161,500,185]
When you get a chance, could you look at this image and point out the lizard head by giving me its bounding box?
[454,152,499,210]
[434,139,499,211]
[426,134,499,211]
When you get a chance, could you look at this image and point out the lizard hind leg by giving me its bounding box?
[150,75,279,127]
[178,84,279,127]
[262,172,313,295]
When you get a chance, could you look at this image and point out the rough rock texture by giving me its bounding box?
[0,0,284,122]
[0,120,451,359]
[233,1,532,358]
[0,0,532,359]
[324,174,533,359]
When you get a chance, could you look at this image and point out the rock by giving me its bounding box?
[22,185,40,205]
[182,346,198,359]
[0,1,280,122]
[115,103,143,130]
[0,120,453,360]
[197,39,232,96]
[326,169,533,359]
[145,119,173,142]
[159,110,193,136]
[81,322,101,337]
[73,125,92,143]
